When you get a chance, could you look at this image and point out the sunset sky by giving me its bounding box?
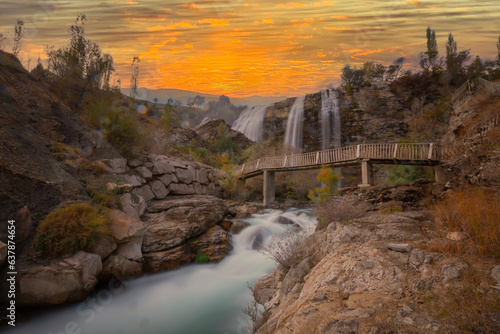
[1,0,499,97]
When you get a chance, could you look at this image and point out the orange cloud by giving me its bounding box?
[166,22,198,30]
[276,2,308,8]
[198,19,230,27]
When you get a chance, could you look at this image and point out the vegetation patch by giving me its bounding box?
[50,141,81,161]
[432,188,500,258]
[195,253,209,264]
[35,203,110,258]
[315,195,371,230]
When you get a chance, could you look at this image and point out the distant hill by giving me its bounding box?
[120,87,288,107]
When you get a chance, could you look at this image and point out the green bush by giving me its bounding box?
[215,123,236,154]
[196,253,209,264]
[385,165,433,184]
[35,203,110,258]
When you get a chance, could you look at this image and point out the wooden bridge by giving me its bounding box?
[237,143,443,206]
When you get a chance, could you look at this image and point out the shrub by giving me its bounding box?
[79,161,108,175]
[214,123,236,154]
[35,203,110,258]
[86,187,120,208]
[315,195,371,230]
[260,227,313,272]
[385,165,433,184]
[307,167,342,204]
[195,253,209,264]
[432,188,500,258]
[50,142,81,161]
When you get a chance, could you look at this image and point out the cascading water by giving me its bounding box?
[320,89,341,150]
[231,105,269,143]
[7,209,317,334]
[283,96,306,152]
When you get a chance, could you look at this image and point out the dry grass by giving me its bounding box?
[315,195,372,230]
[50,141,81,161]
[78,161,108,175]
[432,188,500,258]
[35,203,110,258]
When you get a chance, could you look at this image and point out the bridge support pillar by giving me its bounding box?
[433,165,446,185]
[359,159,373,187]
[263,170,275,207]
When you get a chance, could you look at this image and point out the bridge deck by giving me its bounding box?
[238,143,440,179]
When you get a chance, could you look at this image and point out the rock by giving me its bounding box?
[197,168,209,185]
[143,245,195,273]
[87,238,117,260]
[192,182,204,195]
[134,166,153,180]
[100,255,143,282]
[120,193,147,219]
[142,196,227,253]
[128,158,143,168]
[254,272,280,305]
[18,251,102,306]
[122,174,145,187]
[219,220,233,231]
[441,259,469,283]
[108,209,146,243]
[387,243,413,253]
[131,185,155,201]
[159,173,178,187]
[446,232,467,241]
[114,239,143,261]
[491,265,500,284]
[175,167,193,184]
[251,229,265,249]
[235,212,252,219]
[276,215,301,228]
[189,225,232,262]
[0,206,32,244]
[149,180,169,199]
[168,183,195,195]
[0,241,6,265]
[231,221,251,234]
[106,182,133,193]
[96,158,128,174]
[152,160,175,175]
[324,319,359,334]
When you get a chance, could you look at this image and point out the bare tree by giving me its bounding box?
[12,19,25,57]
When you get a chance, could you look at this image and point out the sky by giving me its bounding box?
[0,0,499,98]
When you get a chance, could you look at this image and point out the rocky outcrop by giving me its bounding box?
[18,251,102,307]
[193,118,254,150]
[108,209,146,261]
[100,255,143,282]
[0,241,6,265]
[253,212,489,334]
[141,195,231,272]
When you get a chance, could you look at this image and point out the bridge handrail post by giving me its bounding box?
[256,159,260,170]
[428,143,434,161]
[283,155,288,167]
[241,164,246,174]
[356,144,361,159]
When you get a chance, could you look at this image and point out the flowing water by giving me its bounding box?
[283,96,306,152]
[8,209,317,334]
[231,105,269,143]
[320,89,341,150]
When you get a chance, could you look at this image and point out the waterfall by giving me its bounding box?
[231,105,269,142]
[320,89,341,150]
[283,96,306,152]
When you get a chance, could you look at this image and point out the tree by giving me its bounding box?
[162,102,173,135]
[153,97,158,103]
[419,27,442,74]
[386,57,405,81]
[468,56,485,79]
[130,55,140,99]
[12,19,25,57]
[193,95,205,107]
[341,64,365,87]
[445,33,470,84]
[363,62,386,83]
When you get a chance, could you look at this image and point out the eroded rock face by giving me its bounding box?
[108,209,146,262]
[253,212,474,334]
[143,245,194,273]
[100,255,143,282]
[18,251,102,306]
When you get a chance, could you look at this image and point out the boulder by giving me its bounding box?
[231,221,251,234]
[128,158,143,168]
[121,174,145,187]
[142,196,227,253]
[149,180,169,199]
[134,166,153,180]
[131,185,155,202]
[18,251,102,306]
[96,158,128,174]
[189,225,232,262]
[108,209,146,243]
[0,241,6,265]
[106,182,133,193]
[168,183,195,195]
[491,265,500,285]
[120,193,147,219]
[143,245,195,273]
[100,255,143,282]
[387,243,413,253]
[158,173,178,187]
[196,168,209,185]
[152,160,175,175]
[0,206,32,243]
[87,237,117,260]
[219,220,233,231]
[114,240,143,261]
[175,167,193,184]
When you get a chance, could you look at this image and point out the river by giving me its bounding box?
[6,208,317,334]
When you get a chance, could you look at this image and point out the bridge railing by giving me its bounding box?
[239,143,438,175]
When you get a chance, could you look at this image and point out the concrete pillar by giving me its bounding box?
[263,170,275,207]
[433,165,446,185]
[359,159,373,187]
